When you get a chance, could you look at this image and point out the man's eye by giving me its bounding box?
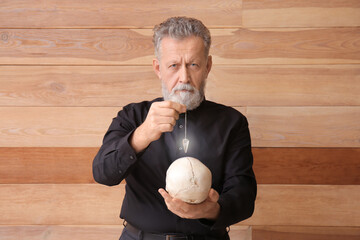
[191,63,198,67]
[169,64,177,68]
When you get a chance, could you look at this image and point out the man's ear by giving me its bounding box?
[153,58,161,79]
[206,55,212,76]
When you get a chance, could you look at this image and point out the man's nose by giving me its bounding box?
[179,66,190,83]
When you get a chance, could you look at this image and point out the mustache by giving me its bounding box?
[171,84,195,93]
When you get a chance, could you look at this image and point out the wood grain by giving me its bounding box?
[1,147,359,185]
[241,185,360,227]
[0,66,160,107]
[210,28,360,64]
[252,148,360,185]
[0,184,125,225]
[0,0,242,28]
[1,65,359,107]
[1,106,358,147]
[0,225,251,240]
[0,147,98,184]
[0,225,124,240]
[252,226,360,240]
[0,184,358,226]
[243,0,360,27]
[1,28,359,65]
[0,107,119,147]
[1,0,359,28]
[246,106,360,147]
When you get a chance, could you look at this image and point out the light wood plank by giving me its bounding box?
[0,107,359,147]
[1,65,359,107]
[0,0,242,28]
[0,66,160,107]
[0,107,118,147]
[247,106,360,147]
[210,28,360,65]
[243,0,360,27]
[0,225,124,240]
[252,226,360,240]
[1,147,360,185]
[0,184,125,225]
[0,225,251,240]
[241,185,360,227]
[1,28,359,65]
[209,65,360,106]
[0,184,359,226]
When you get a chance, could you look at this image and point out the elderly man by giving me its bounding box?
[93,16,256,240]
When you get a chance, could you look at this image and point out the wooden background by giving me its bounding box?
[0,0,359,239]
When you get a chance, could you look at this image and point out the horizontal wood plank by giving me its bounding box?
[0,107,118,147]
[1,225,359,240]
[0,107,359,147]
[1,225,358,240]
[0,0,242,28]
[252,226,360,240]
[1,147,359,185]
[243,0,360,27]
[1,28,359,65]
[1,65,359,107]
[246,106,360,147]
[0,184,358,226]
[0,147,98,184]
[252,148,360,185]
[0,225,124,240]
[1,0,359,28]
[0,184,125,225]
[241,185,360,227]
[0,225,251,240]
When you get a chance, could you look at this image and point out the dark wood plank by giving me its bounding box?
[243,0,360,27]
[253,148,360,185]
[0,147,98,184]
[0,0,242,28]
[1,65,359,107]
[252,226,360,240]
[1,147,359,184]
[1,28,359,65]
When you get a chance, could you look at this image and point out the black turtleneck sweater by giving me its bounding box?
[93,98,256,238]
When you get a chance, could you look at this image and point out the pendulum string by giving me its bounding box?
[182,111,189,153]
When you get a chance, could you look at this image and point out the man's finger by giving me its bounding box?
[160,101,186,114]
[158,188,171,201]
[208,188,220,202]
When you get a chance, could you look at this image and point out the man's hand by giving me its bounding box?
[130,101,186,153]
[158,188,220,220]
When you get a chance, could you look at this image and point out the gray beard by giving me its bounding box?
[162,82,205,110]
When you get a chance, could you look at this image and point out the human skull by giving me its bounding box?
[165,157,212,204]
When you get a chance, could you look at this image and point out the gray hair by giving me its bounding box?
[152,16,211,59]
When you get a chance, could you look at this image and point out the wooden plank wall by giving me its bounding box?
[0,0,359,239]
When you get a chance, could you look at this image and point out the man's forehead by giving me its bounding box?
[159,36,205,58]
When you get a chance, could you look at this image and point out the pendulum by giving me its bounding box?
[182,111,189,153]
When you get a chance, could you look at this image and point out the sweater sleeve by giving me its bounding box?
[203,116,257,229]
[92,106,141,186]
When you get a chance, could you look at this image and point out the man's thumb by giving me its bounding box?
[208,188,219,202]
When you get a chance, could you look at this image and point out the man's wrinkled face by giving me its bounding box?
[153,36,212,110]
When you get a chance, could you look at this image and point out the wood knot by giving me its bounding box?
[50,82,65,93]
[1,32,9,42]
